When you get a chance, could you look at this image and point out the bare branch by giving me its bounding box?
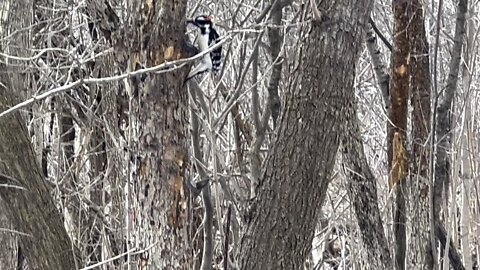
[310,0,322,22]
[189,82,214,270]
[0,35,232,119]
[368,17,392,51]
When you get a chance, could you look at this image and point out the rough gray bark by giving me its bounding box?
[0,0,78,268]
[342,103,392,269]
[407,0,433,268]
[0,198,17,269]
[0,70,78,269]
[266,0,285,127]
[238,0,373,268]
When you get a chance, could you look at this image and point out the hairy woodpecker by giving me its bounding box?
[185,15,222,81]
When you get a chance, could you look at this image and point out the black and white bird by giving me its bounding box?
[185,15,222,81]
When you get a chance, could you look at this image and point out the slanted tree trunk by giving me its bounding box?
[266,0,284,127]
[365,20,390,107]
[342,103,392,269]
[238,0,373,268]
[0,0,78,268]
[432,1,468,270]
[0,68,78,269]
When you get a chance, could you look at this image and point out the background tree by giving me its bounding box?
[407,0,432,268]
[0,0,480,269]
[0,0,78,269]
[238,0,374,268]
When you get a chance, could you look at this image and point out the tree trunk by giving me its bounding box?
[0,70,78,269]
[390,1,411,269]
[0,0,78,268]
[0,198,17,269]
[342,103,392,269]
[433,1,468,269]
[457,4,475,266]
[434,0,468,220]
[238,0,373,268]
[86,0,195,268]
[407,0,433,268]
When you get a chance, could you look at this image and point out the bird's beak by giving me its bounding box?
[187,19,197,26]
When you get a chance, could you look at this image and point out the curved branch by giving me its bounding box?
[368,17,392,51]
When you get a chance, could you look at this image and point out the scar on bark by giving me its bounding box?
[389,132,407,190]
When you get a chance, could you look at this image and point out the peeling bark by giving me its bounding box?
[390,0,410,268]
[126,2,193,268]
[87,0,194,267]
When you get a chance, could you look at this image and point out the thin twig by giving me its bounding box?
[0,227,32,237]
[310,0,322,21]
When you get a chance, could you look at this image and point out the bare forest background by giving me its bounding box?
[0,0,479,269]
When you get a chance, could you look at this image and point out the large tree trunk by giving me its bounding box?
[407,0,433,268]
[0,70,78,269]
[87,0,195,268]
[127,5,193,270]
[0,0,78,269]
[238,0,373,268]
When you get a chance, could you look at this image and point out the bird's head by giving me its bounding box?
[187,15,214,28]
